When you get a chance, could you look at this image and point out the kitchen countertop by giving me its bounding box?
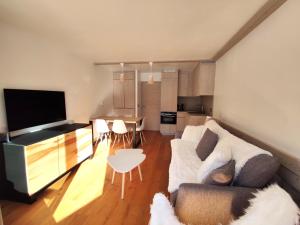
[177,111,211,116]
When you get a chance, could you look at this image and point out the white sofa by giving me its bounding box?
[153,119,300,225]
[168,119,271,193]
[169,129,203,193]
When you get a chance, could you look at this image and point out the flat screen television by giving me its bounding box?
[4,89,67,132]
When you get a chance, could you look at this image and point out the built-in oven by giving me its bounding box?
[160,112,177,124]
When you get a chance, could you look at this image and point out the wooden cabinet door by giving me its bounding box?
[192,63,215,96]
[187,115,207,125]
[113,79,125,108]
[160,124,176,135]
[192,65,201,96]
[113,71,135,109]
[58,127,93,174]
[161,72,178,111]
[142,82,161,131]
[178,71,192,96]
[124,79,135,109]
[199,63,215,95]
[176,112,188,131]
[25,137,59,195]
[176,117,186,131]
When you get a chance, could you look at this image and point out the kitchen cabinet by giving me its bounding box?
[176,112,188,131]
[113,79,124,108]
[124,79,135,109]
[187,115,207,125]
[160,71,178,135]
[161,72,178,112]
[113,72,135,109]
[178,71,192,96]
[192,62,215,96]
[176,113,207,132]
[160,124,176,135]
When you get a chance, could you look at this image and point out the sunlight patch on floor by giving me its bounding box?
[43,175,70,207]
[52,140,110,222]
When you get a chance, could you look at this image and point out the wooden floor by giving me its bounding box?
[0,131,172,225]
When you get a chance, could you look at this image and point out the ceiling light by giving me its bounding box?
[120,62,124,82]
[148,62,154,84]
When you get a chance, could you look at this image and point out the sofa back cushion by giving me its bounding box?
[204,160,235,186]
[196,128,219,160]
[204,119,230,139]
[203,120,272,178]
[234,154,280,188]
[181,125,204,143]
[197,137,232,182]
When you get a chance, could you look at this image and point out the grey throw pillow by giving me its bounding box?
[196,128,219,160]
[203,160,235,186]
[234,154,280,188]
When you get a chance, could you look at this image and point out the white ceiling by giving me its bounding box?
[0,0,268,63]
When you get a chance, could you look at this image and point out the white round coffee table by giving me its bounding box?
[107,149,145,199]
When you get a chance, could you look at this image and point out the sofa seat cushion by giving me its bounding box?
[168,139,202,193]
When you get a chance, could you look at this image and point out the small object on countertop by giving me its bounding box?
[200,105,205,114]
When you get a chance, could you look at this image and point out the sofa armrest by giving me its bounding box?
[174,183,257,225]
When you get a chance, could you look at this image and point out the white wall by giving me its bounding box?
[92,66,114,116]
[0,22,96,133]
[214,0,300,158]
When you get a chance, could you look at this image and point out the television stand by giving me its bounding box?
[2,123,93,202]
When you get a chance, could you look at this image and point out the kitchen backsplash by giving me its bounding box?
[177,96,213,115]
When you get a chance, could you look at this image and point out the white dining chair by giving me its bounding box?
[95,119,110,145]
[112,120,130,148]
[134,118,147,145]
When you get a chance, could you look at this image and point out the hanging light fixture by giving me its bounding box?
[148,62,154,84]
[120,62,125,82]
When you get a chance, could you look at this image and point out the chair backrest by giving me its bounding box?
[95,119,110,134]
[112,120,128,134]
[140,117,145,130]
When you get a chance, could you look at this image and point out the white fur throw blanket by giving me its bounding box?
[149,185,300,225]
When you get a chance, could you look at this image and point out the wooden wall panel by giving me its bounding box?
[161,72,178,112]
[124,79,135,109]
[113,80,124,108]
[141,82,161,131]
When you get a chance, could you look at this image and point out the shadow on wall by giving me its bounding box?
[90,92,114,118]
[90,92,135,118]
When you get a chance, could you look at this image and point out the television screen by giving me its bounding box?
[4,89,67,132]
